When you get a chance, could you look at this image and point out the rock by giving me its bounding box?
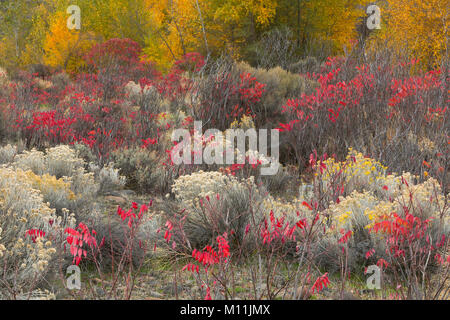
[120,189,136,196]
[149,290,164,298]
[104,195,127,205]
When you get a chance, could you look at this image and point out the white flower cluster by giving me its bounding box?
[0,166,59,296]
[0,144,17,165]
[90,162,126,194]
[397,178,448,222]
[18,289,56,301]
[14,148,46,175]
[14,145,86,178]
[45,145,86,178]
[171,170,265,244]
[201,130,279,169]
[8,145,101,214]
[172,170,256,210]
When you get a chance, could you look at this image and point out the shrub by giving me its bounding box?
[317,190,387,274]
[278,55,448,182]
[234,62,318,128]
[19,170,77,215]
[82,204,151,271]
[0,144,143,293]
[289,56,320,74]
[11,146,99,216]
[185,56,316,131]
[177,114,292,195]
[369,207,449,299]
[28,64,53,79]
[307,149,450,282]
[89,162,126,195]
[253,27,298,70]
[43,145,85,178]
[170,171,265,249]
[47,72,71,100]
[111,146,170,194]
[84,38,159,100]
[0,166,66,299]
[6,145,129,222]
[124,81,164,115]
[0,144,17,164]
[13,145,88,179]
[167,169,331,300]
[63,201,159,298]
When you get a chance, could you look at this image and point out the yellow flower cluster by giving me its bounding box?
[230,115,255,130]
[363,201,396,230]
[322,149,449,237]
[327,191,380,230]
[317,148,419,201]
[6,145,102,214]
[21,170,76,201]
[321,148,388,193]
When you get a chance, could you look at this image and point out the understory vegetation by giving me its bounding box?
[0,0,448,300]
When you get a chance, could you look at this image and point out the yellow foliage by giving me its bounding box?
[1,0,446,72]
[371,0,449,68]
[214,0,278,26]
[142,0,279,70]
[320,149,448,234]
[0,37,19,71]
[43,13,79,68]
[43,12,96,73]
[21,170,77,201]
[20,3,51,66]
[301,0,371,53]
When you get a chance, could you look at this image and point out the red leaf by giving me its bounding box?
[302,201,313,210]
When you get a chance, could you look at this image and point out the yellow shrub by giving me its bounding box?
[321,150,449,236]
[370,0,449,68]
[22,170,77,201]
